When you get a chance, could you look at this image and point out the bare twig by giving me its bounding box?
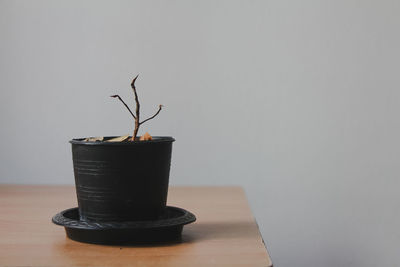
[131,75,140,141]
[140,105,163,125]
[112,75,163,141]
[110,95,136,119]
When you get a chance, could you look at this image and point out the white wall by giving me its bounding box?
[1,1,399,266]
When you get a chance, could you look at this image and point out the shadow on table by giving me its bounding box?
[53,221,256,248]
[182,221,258,243]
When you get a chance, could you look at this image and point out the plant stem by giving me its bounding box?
[131,75,140,141]
[140,105,163,125]
[110,95,136,119]
[112,75,163,141]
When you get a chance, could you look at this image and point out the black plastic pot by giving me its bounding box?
[70,136,175,222]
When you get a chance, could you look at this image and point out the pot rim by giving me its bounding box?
[70,136,175,145]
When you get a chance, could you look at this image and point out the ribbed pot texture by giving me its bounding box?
[70,136,174,222]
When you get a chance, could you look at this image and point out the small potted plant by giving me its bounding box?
[53,76,195,244]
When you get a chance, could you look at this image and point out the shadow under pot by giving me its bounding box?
[70,136,175,222]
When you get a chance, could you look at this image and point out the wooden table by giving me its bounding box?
[0,185,272,266]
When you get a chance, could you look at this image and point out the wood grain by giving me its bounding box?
[0,185,272,266]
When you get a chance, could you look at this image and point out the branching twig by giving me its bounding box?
[140,105,163,125]
[111,75,163,141]
[110,95,136,119]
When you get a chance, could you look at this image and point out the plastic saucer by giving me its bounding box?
[52,206,196,245]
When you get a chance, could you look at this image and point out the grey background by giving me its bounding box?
[1,1,399,266]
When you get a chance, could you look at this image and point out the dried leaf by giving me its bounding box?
[139,132,152,141]
[84,137,104,142]
[106,135,130,142]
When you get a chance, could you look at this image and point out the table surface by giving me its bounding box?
[0,185,272,266]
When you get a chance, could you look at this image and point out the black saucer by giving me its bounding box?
[52,206,196,245]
